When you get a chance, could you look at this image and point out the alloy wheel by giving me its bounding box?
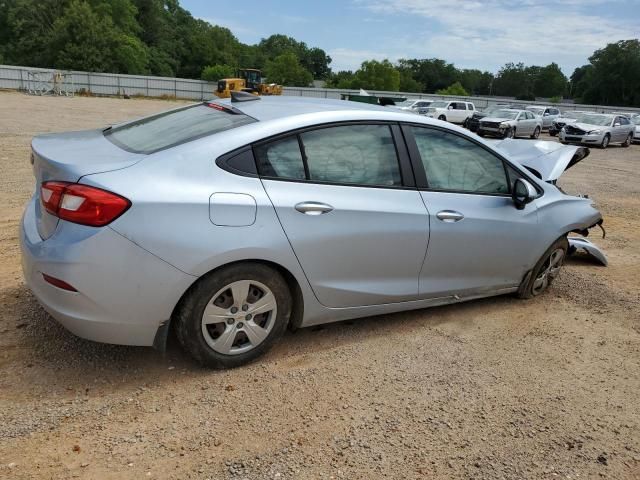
[201,280,277,355]
[532,248,565,295]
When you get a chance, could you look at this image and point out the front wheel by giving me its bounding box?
[600,134,610,149]
[504,127,515,139]
[438,114,447,121]
[549,130,557,137]
[530,126,541,139]
[518,237,568,299]
[175,263,292,368]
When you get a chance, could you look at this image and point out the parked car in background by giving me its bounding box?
[466,104,512,132]
[526,106,561,130]
[391,99,433,115]
[560,113,635,148]
[424,100,475,124]
[632,115,640,144]
[21,94,604,368]
[548,111,590,136]
[477,109,542,139]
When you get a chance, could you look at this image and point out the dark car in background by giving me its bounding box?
[466,104,511,132]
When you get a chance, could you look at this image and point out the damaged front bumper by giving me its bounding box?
[568,237,608,266]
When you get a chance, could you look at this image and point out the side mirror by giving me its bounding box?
[512,178,537,210]
[614,122,621,127]
[448,105,454,110]
[543,112,550,116]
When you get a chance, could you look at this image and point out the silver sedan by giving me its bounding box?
[559,113,635,148]
[21,94,604,368]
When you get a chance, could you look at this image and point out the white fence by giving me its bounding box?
[1,64,638,115]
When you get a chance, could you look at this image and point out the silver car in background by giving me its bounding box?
[391,99,432,115]
[21,95,604,368]
[477,109,542,139]
[632,116,640,143]
[548,111,590,137]
[560,113,635,148]
[526,106,561,130]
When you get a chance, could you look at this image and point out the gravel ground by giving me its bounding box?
[0,91,638,479]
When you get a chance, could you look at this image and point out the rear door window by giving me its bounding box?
[104,103,256,154]
[300,124,402,186]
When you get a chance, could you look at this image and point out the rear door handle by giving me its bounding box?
[436,210,464,222]
[295,201,334,215]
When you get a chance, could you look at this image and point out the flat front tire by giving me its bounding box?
[518,237,568,299]
[175,263,292,368]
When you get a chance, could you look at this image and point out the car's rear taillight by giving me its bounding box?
[40,181,130,227]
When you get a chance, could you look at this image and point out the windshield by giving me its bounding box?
[395,99,418,107]
[430,101,449,108]
[632,116,640,125]
[562,111,584,119]
[579,114,614,126]
[527,107,544,115]
[493,110,519,120]
[105,103,256,154]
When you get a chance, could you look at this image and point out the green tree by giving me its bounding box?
[581,40,640,107]
[493,62,533,98]
[398,68,423,92]
[436,81,469,96]
[264,52,312,86]
[201,64,235,81]
[397,58,457,93]
[533,63,567,98]
[352,60,400,91]
[458,69,493,95]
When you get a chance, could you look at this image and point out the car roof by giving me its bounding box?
[213,96,390,122]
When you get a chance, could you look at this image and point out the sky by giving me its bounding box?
[181,0,640,76]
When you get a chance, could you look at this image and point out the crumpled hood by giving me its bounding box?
[572,122,602,132]
[491,139,589,181]
[481,116,514,123]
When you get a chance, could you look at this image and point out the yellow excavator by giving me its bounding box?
[215,69,283,98]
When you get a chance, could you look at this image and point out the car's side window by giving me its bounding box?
[410,126,509,195]
[254,136,306,180]
[619,116,630,125]
[300,124,402,187]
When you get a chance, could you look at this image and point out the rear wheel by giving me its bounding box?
[175,263,291,368]
[600,134,610,149]
[530,126,541,139]
[518,237,568,299]
[622,133,632,148]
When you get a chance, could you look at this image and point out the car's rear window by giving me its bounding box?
[104,103,256,154]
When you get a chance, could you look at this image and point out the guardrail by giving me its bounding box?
[1,64,638,115]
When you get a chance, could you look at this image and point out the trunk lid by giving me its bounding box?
[491,139,589,182]
[31,129,143,239]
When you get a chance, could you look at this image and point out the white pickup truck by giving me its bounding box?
[424,100,476,124]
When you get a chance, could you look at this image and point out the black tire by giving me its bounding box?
[175,263,292,368]
[477,131,485,137]
[622,133,632,148]
[530,126,541,139]
[600,134,610,149]
[438,115,447,121]
[504,127,515,139]
[518,237,569,299]
[549,131,557,137]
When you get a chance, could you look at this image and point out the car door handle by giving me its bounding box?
[436,210,464,222]
[295,202,334,215]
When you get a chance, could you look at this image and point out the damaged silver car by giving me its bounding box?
[559,113,635,148]
[21,95,606,368]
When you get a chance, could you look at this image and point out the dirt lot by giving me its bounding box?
[0,90,638,479]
